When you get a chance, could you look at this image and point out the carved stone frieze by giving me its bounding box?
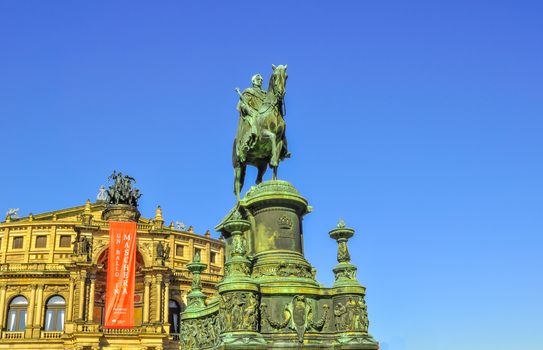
[44,285,69,294]
[7,285,24,294]
[180,313,220,350]
[218,291,258,332]
[260,295,329,342]
[224,261,250,276]
[92,239,107,256]
[252,262,313,279]
[140,242,153,260]
[334,265,357,280]
[333,295,369,333]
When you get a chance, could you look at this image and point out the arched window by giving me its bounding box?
[6,296,28,331]
[169,300,182,334]
[44,296,65,331]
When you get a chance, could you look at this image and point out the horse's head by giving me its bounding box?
[270,64,288,99]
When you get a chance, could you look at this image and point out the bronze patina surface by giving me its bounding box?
[180,67,379,349]
[233,65,290,200]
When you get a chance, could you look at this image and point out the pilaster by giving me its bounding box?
[143,274,152,323]
[0,283,7,329]
[78,270,87,320]
[155,274,163,322]
[25,284,37,338]
[163,278,170,332]
[67,276,75,322]
[87,276,95,322]
[32,284,45,337]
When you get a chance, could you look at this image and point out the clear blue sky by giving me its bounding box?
[1,1,542,349]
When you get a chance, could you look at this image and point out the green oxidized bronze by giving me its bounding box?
[105,171,142,207]
[185,253,208,311]
[330,219,360,287]
[101,172,141,222]
[222,213,252,279]
[233,65,290,200]
[180,66,379,350]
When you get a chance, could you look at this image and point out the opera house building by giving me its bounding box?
[0,196,224,350]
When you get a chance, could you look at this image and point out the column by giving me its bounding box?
[155,274,162,322]
[143,275,151,323]
[78,271,87,320]
[34,285,44,328]
[87,277,95,322]
[163,280,169,330]
[0,283,7,329]
[66,277,75,322]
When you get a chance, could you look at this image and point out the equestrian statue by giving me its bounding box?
[233,64,290,200]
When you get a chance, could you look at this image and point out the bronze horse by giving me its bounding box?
[233,64,289,200]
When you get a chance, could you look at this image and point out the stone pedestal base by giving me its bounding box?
[181,181,379,350]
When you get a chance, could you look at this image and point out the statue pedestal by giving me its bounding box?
[181,181,379,350]
[101,204,140,222]
[241,181,317,287]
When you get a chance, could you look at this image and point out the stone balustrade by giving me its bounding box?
[2,331,24,339]
[41,331,63,339]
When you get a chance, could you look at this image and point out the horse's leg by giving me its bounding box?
[274,140,283,167]
[234,165,246,201]
[256,162,266,184]
[262,130,278,167]
[270,139,284,180]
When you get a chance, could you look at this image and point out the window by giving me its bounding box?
[35,236,47,248]
[12,237,23,249]
[175,244,184,257]
[168,300,180,333]
[44,296,65,331]
[210,251,217,264]
[59,235,71,248]
[6,296,28,331]
[168,300,183,334]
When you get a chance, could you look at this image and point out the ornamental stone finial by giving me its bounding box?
[81,199,93,226]
[84,199,92,214]
[151,205,164,231]
[221,215,252,280]
[329,219,354,263]
[329,220,359,287]
[155,205,163,221]
[186,252,208,311]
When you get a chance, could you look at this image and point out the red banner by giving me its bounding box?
[104,221,137,328]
